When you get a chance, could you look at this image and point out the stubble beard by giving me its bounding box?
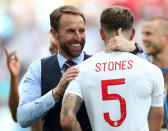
[58,38,85,58]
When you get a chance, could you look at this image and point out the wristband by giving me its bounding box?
[131,42,143,55]
[53,88,62,96]
[52,89,62,101]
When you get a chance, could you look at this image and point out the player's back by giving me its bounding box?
[76,51,163,131]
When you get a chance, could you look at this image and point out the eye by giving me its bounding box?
[67,29,75,33]
[145,31,152,36]
[79,28,85,33]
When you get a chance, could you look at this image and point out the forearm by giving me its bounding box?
[148,107,163,131]
[63,120,82,131]
[72,120,82,131]
[61,115,82,131]
[31,119,42,131]
[8,76,19,122]
[61,93,83,131]
[17,90,56,127]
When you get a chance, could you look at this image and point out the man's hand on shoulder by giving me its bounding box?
[52,67,79,100]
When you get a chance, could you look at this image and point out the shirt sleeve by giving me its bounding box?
[65,77,83,100]
[17,60,56,128]
[137,52,151,63]
[151,66,164,107]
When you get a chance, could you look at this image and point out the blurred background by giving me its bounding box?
[0,0,168,130]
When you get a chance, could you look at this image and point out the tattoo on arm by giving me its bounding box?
[62,93,73,116]
[72,120,82,131]
[73,95,83,114]
[61,93,83,131]
[61,93,83,116]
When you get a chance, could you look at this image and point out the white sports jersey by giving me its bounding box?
[65,51,164,131]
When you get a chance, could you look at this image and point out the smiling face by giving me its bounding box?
[55,13,85,58]
[142,20,164,56]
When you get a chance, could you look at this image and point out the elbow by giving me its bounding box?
[19,122,29,128]
[60,114,74,130]
[17,117,31,128]
[17,108,31,128]
[17,114,29,128]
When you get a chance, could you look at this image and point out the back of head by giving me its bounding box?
[100,6,134,35]
[50,5,86,31]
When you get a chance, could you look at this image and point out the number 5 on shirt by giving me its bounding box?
[101,78,126,127]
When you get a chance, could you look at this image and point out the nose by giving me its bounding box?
[74,31,82,41]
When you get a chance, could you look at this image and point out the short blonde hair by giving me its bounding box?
[144,16,168,35]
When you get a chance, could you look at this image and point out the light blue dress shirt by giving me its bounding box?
[17,51,150,128]
[17,52,84,127]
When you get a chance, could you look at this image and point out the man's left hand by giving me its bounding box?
[104,28,136,52]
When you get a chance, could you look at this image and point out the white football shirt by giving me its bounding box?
[65,51,164,131]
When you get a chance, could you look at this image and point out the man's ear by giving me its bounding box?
[100,28,105,41]
[130,28,135,40]
[50,28,58,41]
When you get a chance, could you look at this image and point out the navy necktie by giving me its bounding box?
[63,60,75,72]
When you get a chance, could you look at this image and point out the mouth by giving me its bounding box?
[72,43,80,47]
[70,43,81,51]
[68,39,84,52]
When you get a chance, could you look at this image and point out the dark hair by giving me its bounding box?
[100,6,134,32]
[50,5,86,31]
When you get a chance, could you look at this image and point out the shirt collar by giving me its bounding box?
[57,51,84,68]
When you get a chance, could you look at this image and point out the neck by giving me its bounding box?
[152,47,168,68]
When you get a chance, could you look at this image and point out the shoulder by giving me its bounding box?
[132,55,163,79]
[127,52,151,65]
[29,59,41,71]
[19,59,41,92]
[41,54,57,63]
[77,52,104,68]
[150,64,163,79]
[26,59,42,80]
